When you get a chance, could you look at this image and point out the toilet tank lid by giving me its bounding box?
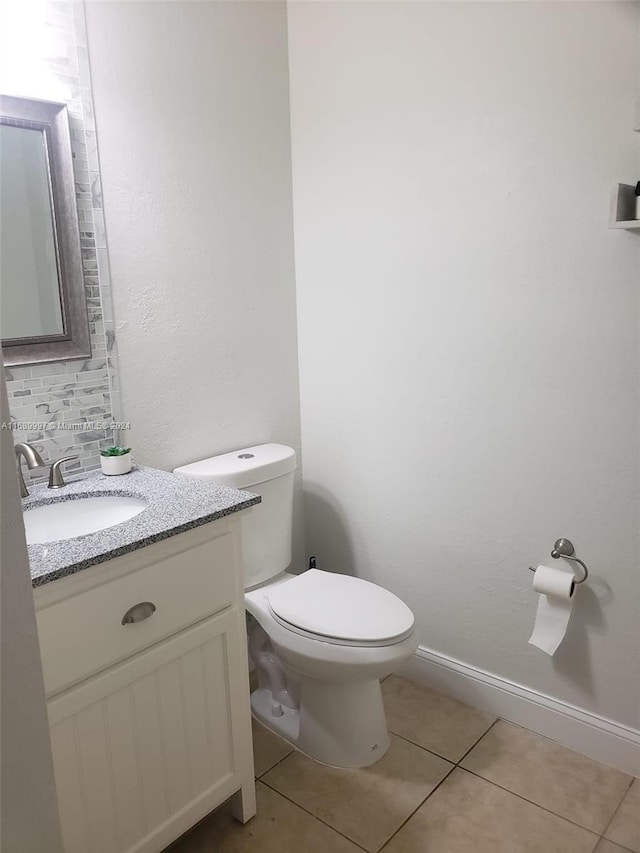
[174,443,296,489]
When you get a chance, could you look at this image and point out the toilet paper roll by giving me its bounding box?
[528,564,575,656]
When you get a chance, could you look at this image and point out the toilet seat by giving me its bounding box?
[266,569,415,647]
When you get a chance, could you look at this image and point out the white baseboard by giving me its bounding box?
[397,645,640,777]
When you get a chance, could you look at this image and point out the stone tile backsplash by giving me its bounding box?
[3,0,123,484]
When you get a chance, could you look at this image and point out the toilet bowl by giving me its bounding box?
[174,444,418,768]
[246,569,418,767]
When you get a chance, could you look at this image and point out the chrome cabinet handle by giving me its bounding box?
[121,601,156,625]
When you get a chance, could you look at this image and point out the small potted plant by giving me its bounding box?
[100,446,132,476]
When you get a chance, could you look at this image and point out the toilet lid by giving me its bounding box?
[266,569,415,643]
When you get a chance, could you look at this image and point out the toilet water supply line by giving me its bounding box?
[247,617,298,717]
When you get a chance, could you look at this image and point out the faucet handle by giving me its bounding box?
[48,456,78,489]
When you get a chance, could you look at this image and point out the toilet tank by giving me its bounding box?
[174,444,296,589]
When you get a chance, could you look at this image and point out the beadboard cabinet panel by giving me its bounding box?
[48,611,248,853]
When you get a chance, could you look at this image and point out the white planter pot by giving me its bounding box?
[100,454,132,476]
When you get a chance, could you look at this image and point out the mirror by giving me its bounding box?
[0,94,91,365]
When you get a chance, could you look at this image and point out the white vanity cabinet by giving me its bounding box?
[33,516,255,853]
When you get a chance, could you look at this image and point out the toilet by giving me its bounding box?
[174,443,418,768]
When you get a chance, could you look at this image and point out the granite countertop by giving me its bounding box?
[24,465,260,588]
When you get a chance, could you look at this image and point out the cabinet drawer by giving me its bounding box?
[36,530,237,696]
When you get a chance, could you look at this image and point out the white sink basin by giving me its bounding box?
[24,495,147,545]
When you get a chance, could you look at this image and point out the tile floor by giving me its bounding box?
[168,675,638,853]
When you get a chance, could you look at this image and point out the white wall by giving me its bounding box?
[85,1,304,563]
[288,2,639,728]
[0,368,63,853]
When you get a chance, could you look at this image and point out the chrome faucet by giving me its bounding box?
[15,442,45,498]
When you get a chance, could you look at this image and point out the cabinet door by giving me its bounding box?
[47,609,254,853]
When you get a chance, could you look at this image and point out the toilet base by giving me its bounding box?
[251,677,390,768]
[251,687,300,744]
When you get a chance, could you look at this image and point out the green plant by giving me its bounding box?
[100,446,131,457]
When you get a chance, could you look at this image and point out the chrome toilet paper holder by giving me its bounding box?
[528,538,589,584]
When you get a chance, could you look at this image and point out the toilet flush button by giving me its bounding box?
[238,453,255,459]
